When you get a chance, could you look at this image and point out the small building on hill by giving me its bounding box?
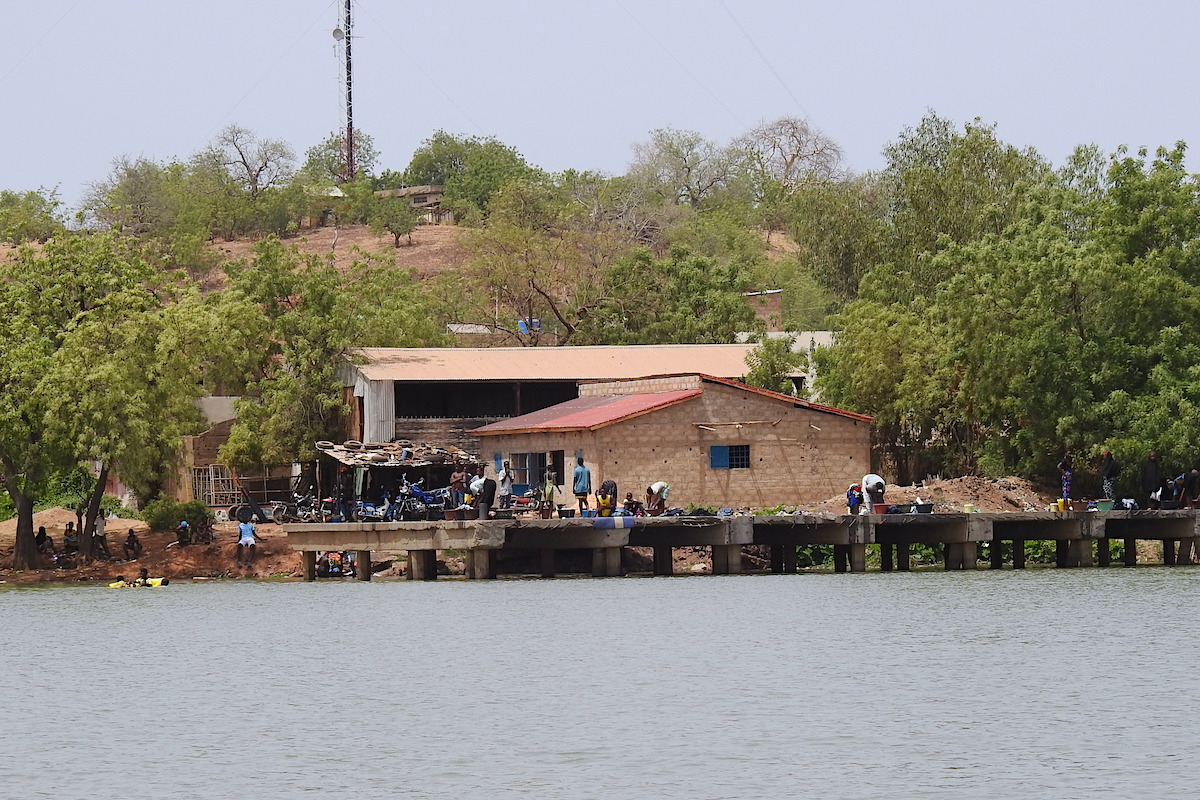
[341,344,795,454]
[471,374,871,509]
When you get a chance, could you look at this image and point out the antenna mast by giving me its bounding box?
[343,0,355,182]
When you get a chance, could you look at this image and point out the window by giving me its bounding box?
[551,450,566,486]
[710,444,751,470]
[512,452,548,486]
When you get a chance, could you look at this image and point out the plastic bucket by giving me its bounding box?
[872,503,890,515]
[1096,499,1115,511]
[1056,499,1066,512]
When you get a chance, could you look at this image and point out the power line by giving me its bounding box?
[719,0,811,121]
[613,0,744,129]
[0,0,84,86]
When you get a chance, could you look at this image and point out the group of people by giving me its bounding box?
[34,521,142,563]
[113,568,160,587]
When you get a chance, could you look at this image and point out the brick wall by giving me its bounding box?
[481,383,869,508]
[394,417,503,456]
[579,376,703,397]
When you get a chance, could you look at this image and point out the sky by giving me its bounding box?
[3,0,1198,210]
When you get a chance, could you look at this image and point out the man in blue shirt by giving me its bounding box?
[573,457,592,516]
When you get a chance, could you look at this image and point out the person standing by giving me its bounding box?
[572,457,592,515]
[540,470,558,518]
[861,474,886,511]
[1099,451,1121,500]
[474,465,497,520]
[1057,450,1074,500]
[450,466,468,509]
[1141,452,1163,508]
[497,460,513,509]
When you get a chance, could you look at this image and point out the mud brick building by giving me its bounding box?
[472,374,872,509]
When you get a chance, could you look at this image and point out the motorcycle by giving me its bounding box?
[354,492,392,523]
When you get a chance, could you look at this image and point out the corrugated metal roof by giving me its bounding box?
[473,391,702,435]
[349,345,774,382]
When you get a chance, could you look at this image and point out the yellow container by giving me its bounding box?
[963,503,976,513]
[1056,499,1066,512]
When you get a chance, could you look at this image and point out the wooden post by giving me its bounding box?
[880,543,894,572]
[408,549,437,581]
[782,545,798,573]
[355,550,371,581]
[1163,539,1177,566]
[711,544,742,575]
[1013,538,1025,569]
[990,538,1005,569]
[897,543,911,571]
[302,550,316,581]
[1055,539,1069,568]
[1097,538,1111,567]
[540,548,556,578]
[833,545,848,573]
[652,546,673,576]
[849,543,866,573]
[1124,537,1137,566]
[770,544,784,573]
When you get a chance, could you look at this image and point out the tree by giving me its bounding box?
[219,239,446,469]
[628,127,739,209]
[302,129,379,186]
[83,156,177,234]
[0,188,64,244]
[206,124,295,200]
[742,335,805,396]
[403,130,537,221]
[369,198,421,246]
[0,233,216,568]
[734,116,844,192]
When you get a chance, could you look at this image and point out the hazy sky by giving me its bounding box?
[3,0,1198,209]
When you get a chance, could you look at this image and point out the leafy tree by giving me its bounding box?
[629,126,739,209]
[369,198,421,246]
[219,239,446,468]
[205,124,295,199]
[403,130,537,222]
[742,335,805,396]
[83,156,178,234]
[302,129,379,186]
[0,188,64,244]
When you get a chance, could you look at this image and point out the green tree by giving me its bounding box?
[742,335,805,396]
[302,129,379,186]
[369,198,421,246]
[0,188,64,244]
[404,130,537,222]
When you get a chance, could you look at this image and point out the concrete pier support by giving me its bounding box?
[540,549,556,578]
[653,546,673,576]
[1178,538,1198,565]
[897,543,911,571]
[355,550,371,581]
[1013,539,1025,569]
[833,545,848,573]
[407,550,438,581]
[711,544,743,575]
[989,539,1004,569]
[770,545,784,573]
[848,543,867,573]
[1163,539,1177,565]
[880,543,894,572]
[1066,539,1092,567]
[302,550,317,581]
[1055,540,1069,568]
[592,547,622,577]
[1124,537,1137,566]
[1097,538,1111,567]
[783,545,798,573]
[467,549,496,580]
[944,542,978,570]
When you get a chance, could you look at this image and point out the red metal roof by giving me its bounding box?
[473,390,702,435]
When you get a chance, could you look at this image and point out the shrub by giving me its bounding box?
[141,498,214,532]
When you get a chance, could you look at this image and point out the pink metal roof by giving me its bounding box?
[350,345,777,382]
[473,390,702,435]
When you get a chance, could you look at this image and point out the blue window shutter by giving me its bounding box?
[710,445,729,469]
[494,453,502,472]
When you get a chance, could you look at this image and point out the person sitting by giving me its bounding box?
[176,520,191,546]
[645,481,670,516]
[35,526,55,555]
[236,519,259,567]
[123,529,142,560]
[596,480,618,517]
[622,492,644,516]
[62,522,80,554]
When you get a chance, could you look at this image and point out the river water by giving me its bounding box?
[3,568,1197,799]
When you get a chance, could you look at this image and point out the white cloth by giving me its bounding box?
[469,475,485,495]
[650,481,670,500]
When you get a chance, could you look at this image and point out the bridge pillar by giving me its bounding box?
[945,542,978,570]
[770,545,784,573]
[355,550,371,581]
[1124,538,1137,566]
[302,550,316,581]
[1066,539,1092,568]
[782,545,798,573]
[711,544,742,575]
[833,545,848,573]
[653,546,673,576]
[467,549,495,580]
[407,550,437,581]
[1097,538,1111,567]
[848,543,866,573]
[592,547,622,577]
[989,538,1004,569]
[880,543,894,572]
[1013,539,1026,569]
[1163,539,1177,565]
[540,549,556,578]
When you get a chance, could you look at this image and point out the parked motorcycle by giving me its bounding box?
[354,492,392,523]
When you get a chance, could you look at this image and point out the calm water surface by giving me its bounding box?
[3,568,1198,799]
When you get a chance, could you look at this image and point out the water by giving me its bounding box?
[3,568,1197,799]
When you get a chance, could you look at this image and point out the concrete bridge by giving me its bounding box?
[283,509,1200,580]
